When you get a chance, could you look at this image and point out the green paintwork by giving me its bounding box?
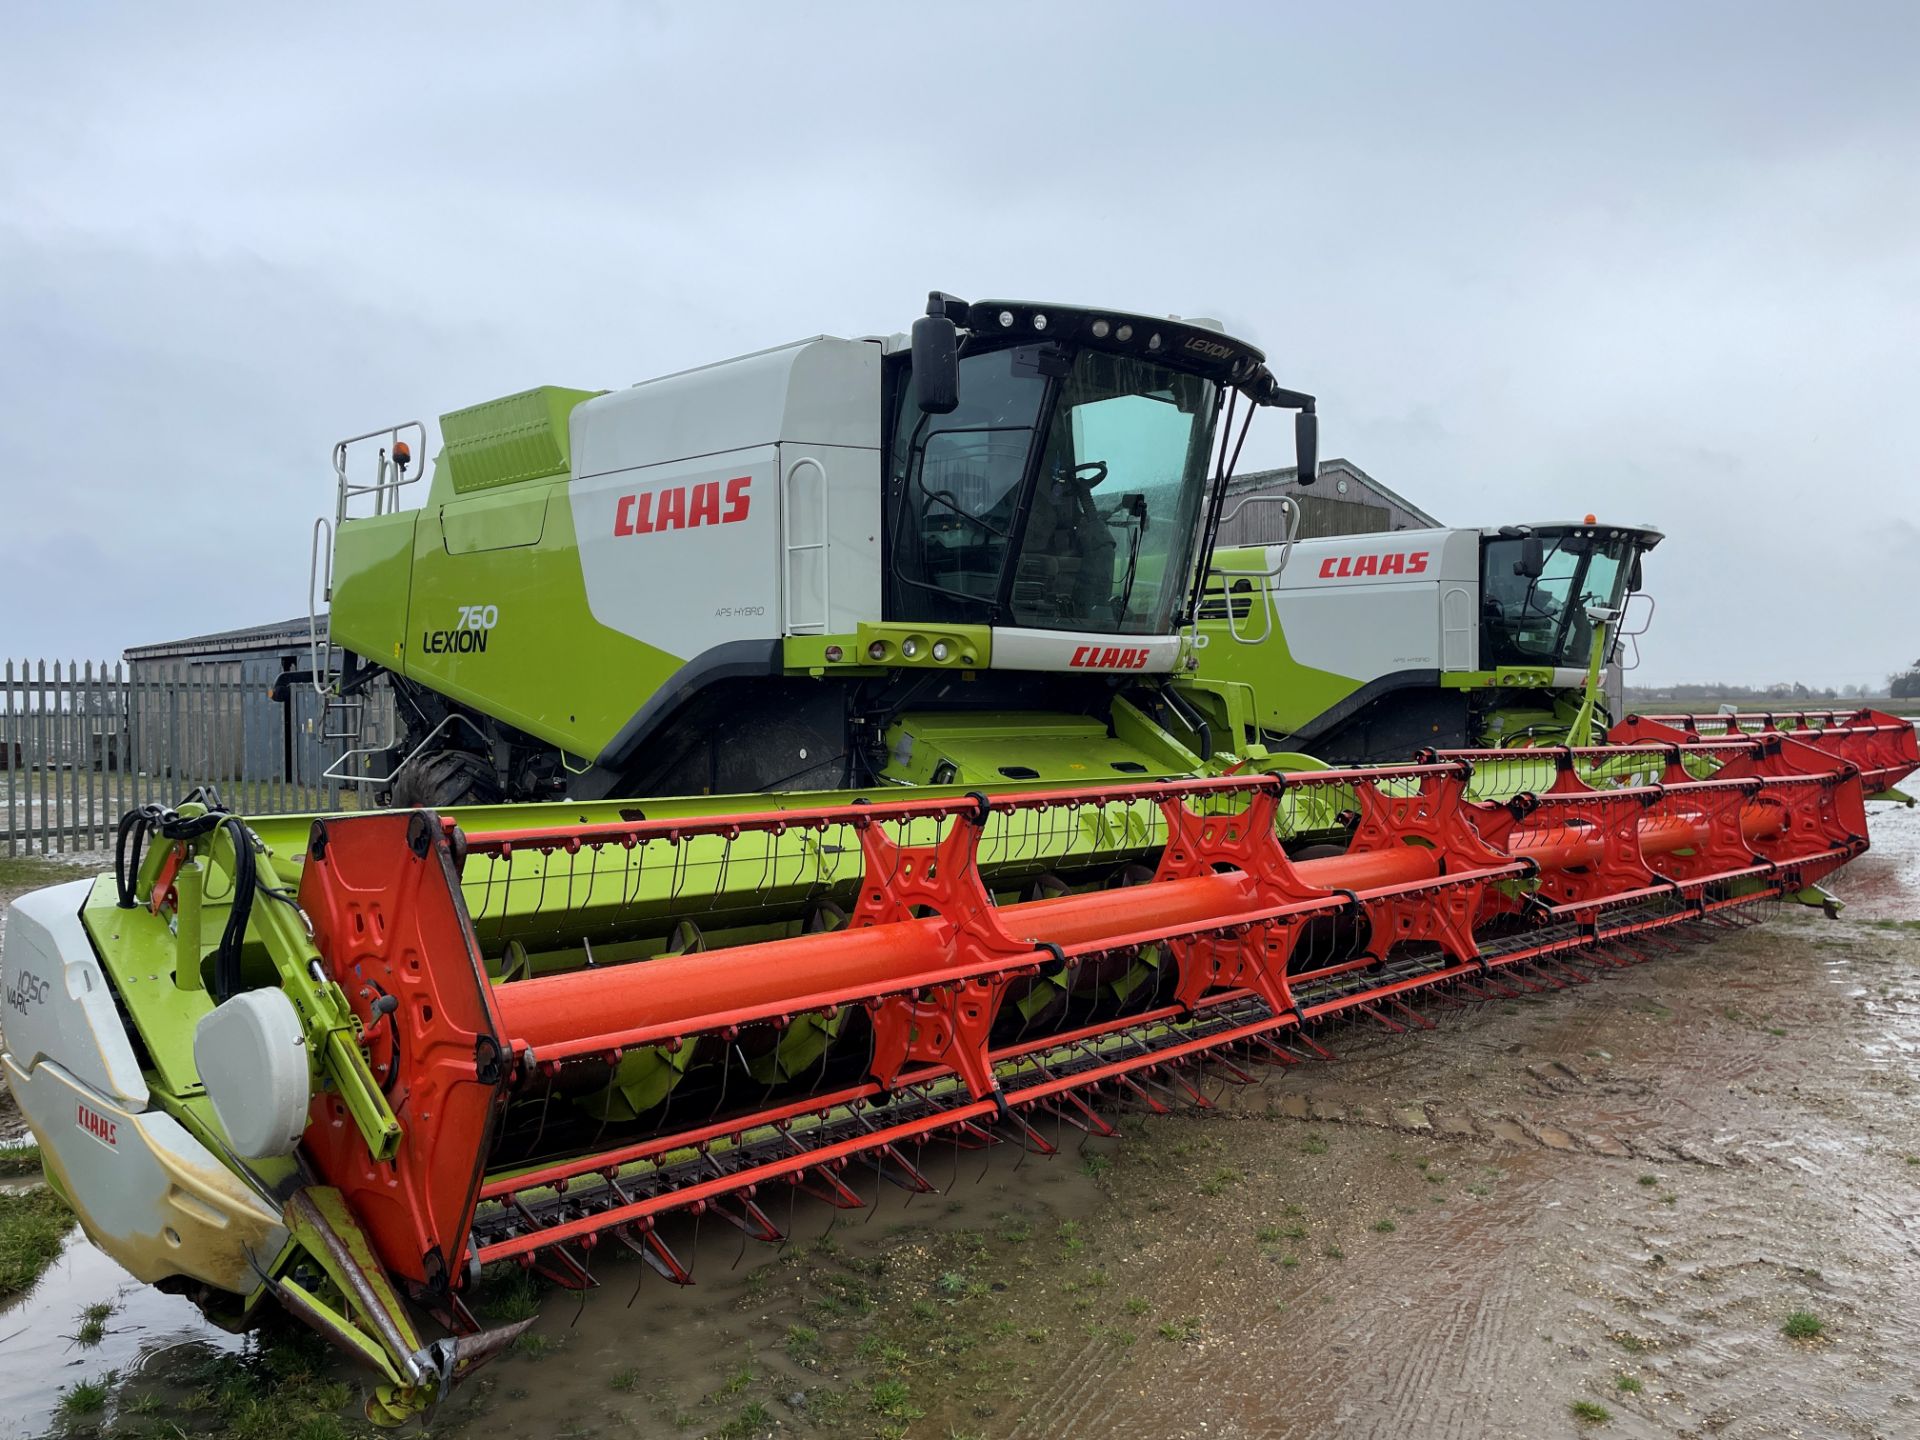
[328,512,416,667]
[400,473,687,759]
[439,486,548,553]
[883,705,1199,787]
[327,383,683,762]
[439,386,600,495]
[783,622,994,674]
[282,1187,425,1388]
[1565,617,1611,747]
[1183,547,1368,743]
[1440,666,1558,690]
[90,809,402,1164]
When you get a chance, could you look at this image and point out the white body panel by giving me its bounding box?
[2,881,288,1296]
[568,338,885,655]
[1237,528,1484,678]
[194,988,311,1160]
[991,628,1182,674]
[573,447,783,652]
[2,881,148,1107]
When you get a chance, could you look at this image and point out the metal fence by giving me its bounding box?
[3,659,396,856]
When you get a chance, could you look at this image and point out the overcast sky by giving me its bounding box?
[1,2,1914,688]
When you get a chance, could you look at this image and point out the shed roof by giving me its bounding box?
[124,615,325,663]
[1224,457,1441,527]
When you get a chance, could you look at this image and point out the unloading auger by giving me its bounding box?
[2,711,1913,1422]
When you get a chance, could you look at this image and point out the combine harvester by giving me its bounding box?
[4,294,1915,1424]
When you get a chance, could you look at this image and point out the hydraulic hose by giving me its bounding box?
[112,796,257,1003]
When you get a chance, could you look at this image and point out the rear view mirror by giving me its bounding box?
[911,299,960,415]
[1294,408,1318,484]
[1515,534,1544,579]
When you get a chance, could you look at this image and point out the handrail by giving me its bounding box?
[781,456,831,635]
[1204,494,1299,644]
[333,420,428,528]
[308,516,333,697]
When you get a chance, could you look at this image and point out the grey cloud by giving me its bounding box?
[1,1,1914,685]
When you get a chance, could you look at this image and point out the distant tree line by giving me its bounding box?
[1625,680,1892,703]
[1894,661,1920,701]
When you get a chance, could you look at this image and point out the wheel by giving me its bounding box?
[389,748,503,809]
[1292,842,1347,863]
[1289,842,1371,972]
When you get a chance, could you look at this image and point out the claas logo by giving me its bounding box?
[1317,550,1429,579]
[1069,645,1152,670]
[614,477,751,536]
[77,1101,118,1148]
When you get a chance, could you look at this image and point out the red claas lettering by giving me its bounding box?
[1069,646,1152,670]
[614,477,753,536]
[1316,551,1430,580]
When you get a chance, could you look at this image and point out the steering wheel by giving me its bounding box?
[1073,460,1109,488]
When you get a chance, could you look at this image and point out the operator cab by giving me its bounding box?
[883,298,1313,642]
[1479,521,1663,671]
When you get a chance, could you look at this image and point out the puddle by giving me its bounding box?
[1829,800,1920,921]
[0,1226,241,1440]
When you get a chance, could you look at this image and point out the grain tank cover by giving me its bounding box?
[440,385,602,494]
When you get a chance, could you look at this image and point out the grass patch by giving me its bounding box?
[782,1322,821,1366]
[1609,1331,1654,1354]
[1299,1135,1330,1156]
[0,1143,44,1177]
[0,1183,71,1298]
[109,1327,353,1440]
[1782,1310,1826,1341]
[870,1377,922,1421]
[714,1400,774,1438]
[1571,1399,1612,1423]
[470,1264,540,1324]
[59,1375,111,1417]
[1198,1166,1242,1197]
[713,1363,756,1400]
[1637,1174,1658,1187]
[0,856,94,890]
[1372,1219,1397,1233]
[75,1299,115,1346]
[1615,1375,1642,1393]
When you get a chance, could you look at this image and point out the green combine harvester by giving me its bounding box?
[292,291,1657,812]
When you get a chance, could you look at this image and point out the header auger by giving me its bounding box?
[5,709,1910,1422]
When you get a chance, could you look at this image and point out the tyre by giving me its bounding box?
[1289,841,1371,972]
[389,748,503,809]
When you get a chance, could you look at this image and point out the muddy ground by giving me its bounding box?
[3,806,1919,1439]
